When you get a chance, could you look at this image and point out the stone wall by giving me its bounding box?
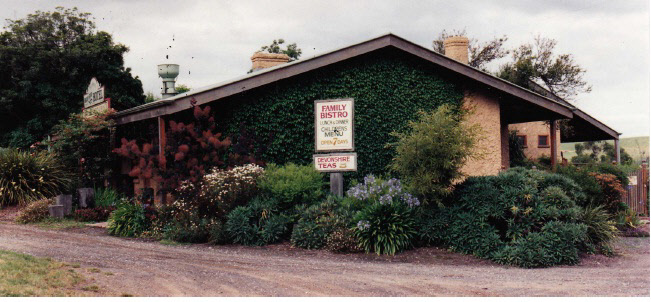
[461,90,504,176]
[509,121,561,161]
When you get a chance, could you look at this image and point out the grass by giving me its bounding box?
[0,250,95,297]
[33,218,89,229]
[159,239,190,246]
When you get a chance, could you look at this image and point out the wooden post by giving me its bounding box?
[614,138,621,164]
[550,119,557,171]
[157,116,167,204]
[330,173,343,197]
[158,116,166,162]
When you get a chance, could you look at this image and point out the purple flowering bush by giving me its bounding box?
[348,175,420,255]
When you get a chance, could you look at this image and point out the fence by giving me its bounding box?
[622,165,649,216]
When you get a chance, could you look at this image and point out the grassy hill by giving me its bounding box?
[560,136,649,163]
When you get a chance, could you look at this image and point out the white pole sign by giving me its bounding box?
[313,153,357,172]
[314,98,354,152]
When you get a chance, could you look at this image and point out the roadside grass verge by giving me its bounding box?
[33,218,88,229]
[0,250,93,297]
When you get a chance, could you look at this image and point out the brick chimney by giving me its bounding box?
[251,52,290,72]
[443,36,469,64]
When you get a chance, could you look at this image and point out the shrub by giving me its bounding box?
[347,176,421,255]
[15,198,53,224]
[107,202,149,237]
[93,188,122,207]
[325,226,363,253]
[0,150,72,206]
[200,164,264,217]
[614,208,643,232]
[290,197,342,249]
[493,222,587,268]
[162,216,223,244]
[590,172,627,213]
[388,105,481,203]
[258,163,324,208]
[555,165,606,209]
[353,201,418,255]
[73,206,116,222]
[579,205,618,255]
[430,168,590,267]
[224,196,290,246]
[48,110,114,188]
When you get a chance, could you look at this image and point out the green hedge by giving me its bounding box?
[214,54,464,181]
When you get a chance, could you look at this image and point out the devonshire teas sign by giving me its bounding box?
[313,153,357,172]
[314,98,354,152]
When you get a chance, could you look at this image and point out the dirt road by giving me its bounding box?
[0,222,648,297]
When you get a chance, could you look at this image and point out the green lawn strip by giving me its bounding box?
[33,218,89,229]
[0,250,98,297]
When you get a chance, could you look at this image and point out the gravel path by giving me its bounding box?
[0,221,648,297]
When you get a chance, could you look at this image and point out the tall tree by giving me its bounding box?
[259,38,302,62]
[497,35,591,100]
[432,29,509,72]
[0,7,145,148]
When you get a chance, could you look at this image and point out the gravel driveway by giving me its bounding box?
[0,221,648,297]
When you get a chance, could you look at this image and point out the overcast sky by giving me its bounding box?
[2,0,649,137]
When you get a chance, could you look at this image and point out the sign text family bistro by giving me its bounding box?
[314,98,357,172]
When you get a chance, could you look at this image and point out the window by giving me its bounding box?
[516,135,527,147]
[538,135,549,148]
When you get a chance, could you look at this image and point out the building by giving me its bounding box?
[112,33,620,203]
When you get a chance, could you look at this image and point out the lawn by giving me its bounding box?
[0,250,96,297]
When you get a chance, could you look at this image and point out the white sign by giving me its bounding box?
[628,176,638,186]
[314,98,354,152]
[83,77,106,109]
[313,153,357,172]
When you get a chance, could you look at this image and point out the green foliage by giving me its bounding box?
[493,222,587,268]
[48,110,115,188]
[0,150,72,206]
[579,205,618,255]
[432,29,510,72]
[325,226,362,253]
[15,198,53,224]
[224,196,290,246]
[258,163,325,208]
[199,164,265,218]
[353,201,418,255]
[388,105,480,202]
[508,130,527,167]
[0,7,144,148]
[497,35,590,100]
[290,197,342,249]
[258,38,302,61]
[162,216,223,244]
[93,188,122,208]
[107,202,148,237]
[614,208,643,232]
[175,84,191,94]
[216,55,464,183]
[430,168,590,267]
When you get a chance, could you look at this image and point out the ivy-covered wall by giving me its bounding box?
[208,51,464,181]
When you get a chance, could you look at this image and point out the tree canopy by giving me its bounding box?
[433,30,591,100]
[0,7,145,148]
[432,29,509,72]
[259,38,302,62]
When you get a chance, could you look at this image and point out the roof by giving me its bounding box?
[113,33,618,141]
[525,80,620,141]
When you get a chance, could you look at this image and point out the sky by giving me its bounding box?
[1,0,649,138]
